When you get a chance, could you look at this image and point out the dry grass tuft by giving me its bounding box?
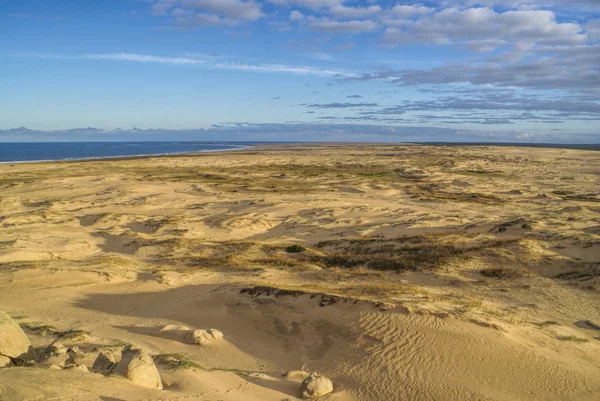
[154,354,204,370]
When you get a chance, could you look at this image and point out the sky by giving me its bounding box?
[1,0,599,143]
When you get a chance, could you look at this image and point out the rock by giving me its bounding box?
[0,311,36,364]
[208,329,224,340]
[46,342,67,355]
[92,352,116,374]
[0,355,12,368]
[160,325,191,333]
[187,329,223,345]
[110,345,162,389]
[66,364,89,372]
[41,353,72,368]
[68,346,85,363]
[300,373,334,398]
[285,370,310,382]
[48,364,62,370]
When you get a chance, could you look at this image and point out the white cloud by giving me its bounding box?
[266,0,343,11]
[383,8,587,47]
[390,4,433,19]
[307,16,378,33]
[151,0,263,25]
[289,10,304,21]
[329,5,381,19]
[587,19,600,41]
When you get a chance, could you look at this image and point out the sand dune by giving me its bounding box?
[0,144,599,400]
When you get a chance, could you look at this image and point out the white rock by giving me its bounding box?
[208,329,224,340]
[0,311,36,364]
[187,329,224,345]
[160,325,191,333]
[300,373,334,398]
[187,329,213,345]
[110,345,162,389]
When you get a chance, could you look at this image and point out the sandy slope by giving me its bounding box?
[0,144,599,400]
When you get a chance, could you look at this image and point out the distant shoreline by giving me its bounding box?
[1,141,598,165]
[0,143,253,164]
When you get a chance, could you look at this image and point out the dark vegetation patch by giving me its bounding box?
[20,323,90,340]
[563,193,600,202]
[537,320,561,327]
[480,267,526,279]
[240,286,393,309]
[489,218,533,233]
[314,233,519,272]
[556,335,589,343]
[454,169,505,177]
[408,184,503,204]
[554,261,600,282]
[286,244,306,253]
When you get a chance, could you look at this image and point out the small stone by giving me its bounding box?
[48,364,62,370]
[300,373,334,398]
[68,346,86,362]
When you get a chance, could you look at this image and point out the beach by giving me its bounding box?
[0,143,599,400]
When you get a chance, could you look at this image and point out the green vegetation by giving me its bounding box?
[20,323,90,339]
[286,244,306,253]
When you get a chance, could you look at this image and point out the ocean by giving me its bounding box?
[0,142,249,163]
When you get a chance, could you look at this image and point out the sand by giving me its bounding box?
[0,144,598,400]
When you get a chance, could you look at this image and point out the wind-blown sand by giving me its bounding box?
[0,144,598,400]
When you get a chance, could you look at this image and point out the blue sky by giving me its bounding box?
[1,0,599,142]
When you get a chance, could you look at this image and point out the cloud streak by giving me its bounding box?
[12,51,357,77]
[2,124,598,144]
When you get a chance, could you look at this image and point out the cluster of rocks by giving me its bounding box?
[96,345,163,389]
[2,312,334,398]
[0,311,162,390]
[40,342,88,372]
[285,370,334,398]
